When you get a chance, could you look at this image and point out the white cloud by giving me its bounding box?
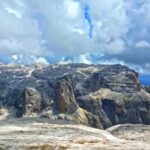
[35,57,49,64]
[0,0,129,56]
[77,53,92,64]
[11,54,48,64]
[4,7,22,19]
[0,0,129,57]
[135,40,150,48]
[105,38,125,54]
[64,0,81,18]
[0,1,45,57]
[0,0,150,72]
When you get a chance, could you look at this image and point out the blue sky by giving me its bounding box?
[140,75,150,86]
[0,0,150,75]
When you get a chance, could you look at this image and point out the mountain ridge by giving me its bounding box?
[0,63,150,129]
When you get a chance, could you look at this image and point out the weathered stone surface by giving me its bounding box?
[0,118,150,150]
[107,124,150,145]
[15,87,42,117]
[144,86,150,93]
[72,108,103,129]
[0,63,149,129]
[78,88,150,128]
[56,79,78,114]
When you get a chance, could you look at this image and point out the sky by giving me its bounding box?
[0,0,150,74]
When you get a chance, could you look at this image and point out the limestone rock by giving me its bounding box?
[56,79,78,114]
[72,108,103,129]
[15,87,41,117]
[0,118,150,150]
[0,63,149,129]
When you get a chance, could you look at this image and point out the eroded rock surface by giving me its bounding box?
[0,63,150,129]
[144,86,150,93]
[107,124,150,145]
[0,118,150,150]
[56,79,78,114]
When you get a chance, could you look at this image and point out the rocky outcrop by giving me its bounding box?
[0,63,149,129]
[56,79,78,114]
[15,87,42,117]
[73,108,103,128]
[85,65,141,93]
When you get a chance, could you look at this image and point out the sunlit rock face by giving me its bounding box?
[0,63,150,129]
[0,117,150,150]
[0,118,150,150]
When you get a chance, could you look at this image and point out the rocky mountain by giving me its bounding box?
[0,63,150,129]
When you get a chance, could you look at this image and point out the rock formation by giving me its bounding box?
[56,79,78,114]
[0,63,150,129]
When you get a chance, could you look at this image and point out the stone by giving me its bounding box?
[0,63,149,129]
[15,87,41,117]
[0,118,150,150]
[56,79,78,114]
[144,86,150,93]
[72,108,103,128]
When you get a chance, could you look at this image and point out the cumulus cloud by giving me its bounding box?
[0,0,45,56]
[11,54,48,64]
[0,0,150,74]
[0,0,128,56]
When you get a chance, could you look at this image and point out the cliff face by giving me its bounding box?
[0,63,150,129]
[144,86,150,93]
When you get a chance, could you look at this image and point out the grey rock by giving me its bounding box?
[144,86,150,93]
[0,63,149,129]
[15,87,41,117]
